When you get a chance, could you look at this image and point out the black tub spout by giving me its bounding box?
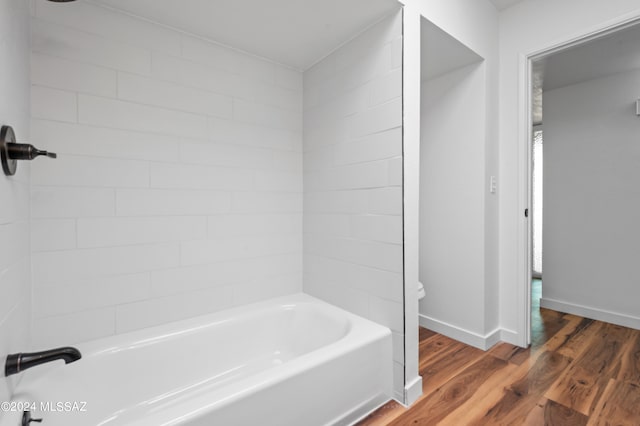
[5,347,82,377]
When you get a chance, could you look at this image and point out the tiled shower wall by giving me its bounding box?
[0,0,31,405]
[303,11,404,398]
[30,0,303,346]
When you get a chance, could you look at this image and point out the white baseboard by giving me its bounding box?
[418,314,502,350]
[541,297,640,330]
[498,328,521,346]
[404,375,422,406]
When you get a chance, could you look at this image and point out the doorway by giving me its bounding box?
[525,18,640,341]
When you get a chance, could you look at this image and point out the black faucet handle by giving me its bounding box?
[22,411,43,426]
[7,143,57,161]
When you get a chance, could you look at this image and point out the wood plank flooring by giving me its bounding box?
[357,282,640,425]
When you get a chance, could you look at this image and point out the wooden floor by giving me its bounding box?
[357,280,640,425]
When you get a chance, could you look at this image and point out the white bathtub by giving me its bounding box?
[4,294,392,426]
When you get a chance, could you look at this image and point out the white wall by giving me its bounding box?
[498,0,640,345]
[420,61,494,347]
[303,10,404,400]
[29,0,303,346]
[398,0,499,404]
[541,69,640,328]
[0,0,31,408]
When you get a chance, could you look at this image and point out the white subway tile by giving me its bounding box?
[118,72,233,119]
[349,98,402,138]
[208,117,301,151]
[330,160,389,191]
[0,222,31,270]
[234,99,302,131]
[369,296,403,332]
[28,0,308,344]
[392,332,404,363]
[31,219,76,252]
[350,214,402,244]
[32,308,115,347]
[31,119,179,162]
[388,157,402,186]
[335,44,392,93]
[0,259,29,321]
[32,53,117,97]
[235,54,276,84]
[366,187,403,215]
[31,187,115,218]
[153,53,240,97]
[303,274,369,319]
[391,37,402,70]
[369,68,401,107]
[181,235,301,266]
[233,272,301,305]
[150,254,301,298]
[232,192,302,213]
[304,236,402,273]
[178,140,273,169]
[31,86,77,123]
[333,127,401,165]
[32,19,151,75]
[151,53,182,84]
[32,243,180,284]
[34,0,181,55]
[303,214,351,238]
[31,155,150,188]
[303,117,349,151]
[149,163,254,191]
[304,254,402,303]
[151,264,230,297]
[303,146,334,172]
[393,361,404,398]
[115,286,234,334]
[271,150,302,172]
[116,189,230,216]
[77,216,207,248]
[0,301,30,401]
[0,179,29,225]
[304,187,402,215]
[33,273,150,318]
[180,35,238,74]
[208,214,301,237]
[240,79,303,111]
[254,170,302,192]
[78,95,208,138]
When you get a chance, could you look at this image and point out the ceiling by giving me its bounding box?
[421,18,482,81]
[532,22,640,124]
[489,0,526,11]
[92,0,401,70]
[536,23,640,91]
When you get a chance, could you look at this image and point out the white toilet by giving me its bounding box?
[418,281,426,300]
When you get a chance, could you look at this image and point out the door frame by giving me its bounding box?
[517,13,640,347]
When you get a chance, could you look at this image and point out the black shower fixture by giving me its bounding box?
[0,125,57,176]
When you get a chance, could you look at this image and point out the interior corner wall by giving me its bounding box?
[402,0,500,347]
[0,0,32,408]
[29,0,303,347]
[419,61,492,347]
[541,69,640,328]
[302,10,404,399]
[498,0,640,344]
